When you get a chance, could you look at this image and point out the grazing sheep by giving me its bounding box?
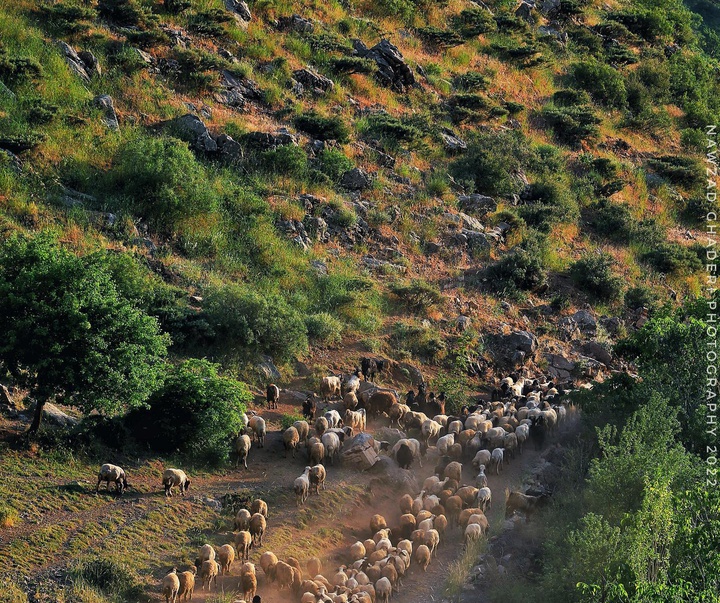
[162,469,190,497]
[476,465,488,489]
[505,490,548,519]
[414,544,431,572]
[370,514,388,534]
[240,562,257,601]
[235,434,252,469]
[314,416,329,437]
[350,541,366,562]
[235,530,253,562]
[294,466,311,507]
[251,499,268,518]
[218,543,235,575]
[200,559,219,590]
[443,461,463,483]
[177,568,196,602]
[309,464,326,494]
[284,426,301,458]
[465,523,483,544]
[303,395,317,420]
[249,513,267,546]
[375,577,392,603]
[95,464,127,496]
[321,376,342,401]
[490,448,504,475]
[344,408,366,432]
[477,487,492,512]
[162,568,180,603]
[248,416,266,448]
[266,383,280,409]
[293,420,311,446]
[259,551,278,582]
[234,508,252,531]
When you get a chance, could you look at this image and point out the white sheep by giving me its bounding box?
[162,568,180,603]
[283,426,300,458]
[294,466,311,506]
[414,544,431,572]
[476,465,488,489]
[464,523,483,544]
[476,487,492,512]
[421,419,442,443]
[95,464,127,495]
[200,559,219,590]
[234,434,252,469]
[344,408,366,432]
[162,469,190,497]
[321,431,342,465]
[436,433,455,456]
[472,449,492,470]
[375,576,392,603]
[490,448,504,475]
[515,423,529,454]
[248,416,266,448]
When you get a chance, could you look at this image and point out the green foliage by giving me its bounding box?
[109,136,219,235]
[416,26,464,48]
[641,243,703,275]
[280,412,305,430]
[305,312,343,345]
[164,0,191,13]
[625,284,659,310]
[452,71,490,91]
[97,0,157,28]
[570,59,628,109]
[0,234,169,422]
[570,252,624,301]
[188,9,232,37]
[328,56,377,75]
[451,8,496,38]
[516,180,579,231]
[390,321,447,362]
[69,559,140,597]
[484,240,547,295]
[646,155,705,188]
[0,44,42,86]
[390,279,443,312]
[363,113,422,147]
[316,149,354,183]
[126,359,251,463]
[37,2,98,34]
[261,144,309,177]
[170,48,226,90]
[293,112,350,142]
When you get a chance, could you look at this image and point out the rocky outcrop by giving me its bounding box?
[490,330,539,367]
[277,14,314,32]
[94,95,119,131]
[224,0,251,24]
[341,167,373,191]
[293,68,334,94]
[57,41,91,83]
[458,194,497,216]
[242,130,298,151]
[353,39,415,91]
[216,70,263,109]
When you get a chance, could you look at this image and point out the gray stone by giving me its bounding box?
[341,168,373,191]
[243,131,298,151]
[277,14,314,32]
[581,341,612,366]
[94,95,119,131]
[458,194,497,216]
[310,259,328,275]
[549,353,575,372]
[28,401,79,428]
[515,1,535,22]
[491,330,539,366]
[293,68,334,93]
[353,39,415,91]
[134,48,154,66]
[78,50,101,77]
[396,362,424,386]
[538,25,568,44]
[57,41,90,82]
[572,310,597,335]
[256,355,281,381]
[165,114,217,153]
[361,255,406,273]
[224,0,251,22]
[440,130,467,152]
[216,133,243,163]
[463,229,491,251]
[368,456,419,493]
[458,212,485,231]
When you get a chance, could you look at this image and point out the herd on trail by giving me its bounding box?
[94,357,579,603]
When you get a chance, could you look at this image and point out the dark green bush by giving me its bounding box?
[641,243,703,275]
[485,247,547,294]
[625,284,659,309]
[293,112,350,142]
[606,9,673,43]
[452,72,490,91]
[390,321,447,362]
[451,8,496,37]
[541,104,601,147]
[305,312,343,345]
[188,9,232,37]
[280,412,305,430]
[590,199,635,243]
[364,113,422,145]
[0,45,41,85]
[570,253,624,301]
[646,155,705,188]
[261,145,309,177]
[97,0,157,27]
[316,149,354,182]
[70,559,140,596]
[109,136,219,234]
[517,180,579,231]
[38,2,97,34]
[126,359,251,463]
[390,279,443,312]
[329,56,377,75]
[120,27,169,48]
[165,0,191,13]
[106,41,149,74]
[171,48,226,90]
[570,60,628,108]
[416,26,464,47]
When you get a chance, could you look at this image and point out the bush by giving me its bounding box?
[97,0,157,27]
[0,45,41,85]
[0,504,18,528]
[517,180,579,231]
[329,56,377,75]
[625,284,659,310]
[69,559,139,596]
[293,112,350,142]
[305,312,343,345]
[109,136,219,235]
[188,9,232,37]
[390,321,447,362]
[590,199,635,243]
[641,243,703,275]
[126,359,251,462]
[570,253,624,301]
[452,72,490,91]
[451,8,496,38]
[316,149,354,183]
[280,412,305,430]
[171,48,226,90]
[38,2,97,34]
[390,279,443,312]
[485,247,547,294]
[542,104,601,147]
[606,9,674,42]
[646,155,705,188]
[260,145,308,177]
[364,113,422,146]
[416,26,464,48]
[570,60,628,108]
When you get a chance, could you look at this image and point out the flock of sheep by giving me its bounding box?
[95,360,575,603]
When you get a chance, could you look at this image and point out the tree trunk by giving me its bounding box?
[27,397,46,434]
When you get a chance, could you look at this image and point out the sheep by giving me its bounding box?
[162,568,180,603]
[303,395,317,420]
[249,513,267,546]
[424,529,440,557]
[515,423,529,454]
[248,415,266,448]
[434,514,448,539]
[387,403,410,427]
[417,517,434,532]
[396,539,413,556]
[366,391,398,417]
[423,494,440,512]
[375,577,392,603]
[284,426,301,458]
[275,560,301,591]
[235,434,252,469]
[259,551,278,582]
[464,523,483,545]
[361,357,383,382]
[472,449,492,470]
[349,541,366,562]
[307,557,322,579]
[267,383,280,409]
[476,465,488,489]
[467,513,489,535]
[490,448,504,475]
[436,433,455,456]
[177,568,196,602]
[240,562,257,601]
[448,420,464,435]
[370,514,388,534]
[162,469,190,498]
[321,431,342,465]
[321,376,342,401]
[344,408,366,432]
[505,490,548,519]
[456,486,479,507]
[391,438,424,468]
[503,432,518,460]
[198,544,215,565]
[458,507,485,530]
[234,508,252,531]
[294,420,311,445]
[476,487,492,512]
[421,419,442,443]
[200,559,219,590]
[309,464,326,494]
[343,391,359,411]
[396,442,414,470]
[325,409,343,429]
[309,441,325,466]
[235,530,253,562]
[399,494,414,515]
[414,544,431,572]
[342,370,361,396]
[251,499,268,518]
[218,543,235,575]
[443,461,463,483]
[95,463,127,495]
[399,513,416,539]
[315,416,329,437]
[381,563,398,590]
[294,466,311,507]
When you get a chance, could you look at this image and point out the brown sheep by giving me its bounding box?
[434,514,448,539]
[200,559,219,591]
[399,493,413,515]
[309,441,325,466]
[505,490,548,519]
[414,544,431,572]
[344,391,359,410]
[456,486,479,508]
[458,507,485,530]
[259,551,278,582]
[457,429,476,449]
[249,513,266,546]
[366,391,398,417]
[234,508,251,531]
[314,416,329,437]
[309,464,326,494]
[444,495,463,527]
[381,563,398,589]
[177,568,196,601]
[399,513,416,539]
[370,514,388,534]
[250,499,268,518]
[240,562,257,601]
[162,568,180,603]
[283,426,300,458]
[275,560,300,591]
[307,557,322,579]
[443,461,463,483]
[218,544,235,575]
[235,530,252,562]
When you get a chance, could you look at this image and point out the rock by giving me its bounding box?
[572,310,597,336]
[165,114,218,153]
[458,212,485,231]
[549,353,575,372]
[457,315,472,332]
[93,95,119,131]
[0,385,14,408]
[424,241,442,255]
[362,255,406,273]
[215,133,243,163]
[491,330,539,367]
[59,186,97,209]
[515,1,535,22]
[440,130,467,152]
[57,41,90,82]
[78,50,101,77]
[581,341,612,366]
[243,130,298,151]
[343,434,379,470]
[310,259,328,275]
[368,456,419,493]
[463,230,491,252]
[134,48,155,66]
[538,0,561,13]
[458,194,497,216]
[277,14,314,32]
[600,316,623,336]
[341,168,373,191]
[396,362,424,386]
[256,355,281,382]
[353,39,415,91]
[373,427,406,447]
[305,217,328,242]
[26,401,79,428]
[192,496,223,511]
[224,0,251,23]
[278,389,311,405]
[292,68,334,93]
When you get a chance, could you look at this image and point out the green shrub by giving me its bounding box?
[280,412,305,430]
[316,149,354,183]
[126,359,251,463]
[390,279,443,312]
[261,145,309,177]
[570,253,624,301]
[188,9,232,37]
[570,60,628,108]
[38,2,97,34]
[416,26,464,48]
[165,0,191,13]
[97,0,157,27]
[0,504,19,528]
[485,247,547,294]
[641,243,703,275]
[305,312,343,345]
[625,284,659,310]
[646,155,705,188]
[106,41,149,74]
[329,56,377,75]
[0,45,41,85]
[590,199,635,243]
[171,48,226,90]
[517,180,579,231]
[680,128,706,153]
[452,72,490,91]
[293,112,350,142]
[451,8,496,37]
[542,104,601,147]
[390,321,447,362]
[363,113,422,146]
[606,9,674,42]
[109,136,219,235]
[69,559,140,596]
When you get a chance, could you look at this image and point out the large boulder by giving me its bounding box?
[224,0,251,23]
[165,114,218,153]
[341,167,373,191]
[242,130,298,151]
[343,433,379,470]
[94,95,119,131]
[256,355,281,382]
[581,341,612,366]
[368,456,419,493]
[26,401,79,428]
[353,39,415,91]
[57,41,90,83]
[440,130,467,152]
[490,330,539,366]
[458,194,497,216]
[216,70,263,109]
[292,68,334,94]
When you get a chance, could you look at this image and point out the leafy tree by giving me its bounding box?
[0,235,169,433]
[126,359,251,463]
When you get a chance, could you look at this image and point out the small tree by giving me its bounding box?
[0,235,169,434]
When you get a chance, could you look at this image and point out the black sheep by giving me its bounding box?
[396,443,414,469]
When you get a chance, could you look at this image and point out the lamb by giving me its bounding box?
[162,469,190,498]
[200,559,219,590]
[234,434,252,469]
[249,512,267,546]
[309,441,325,466]
[414,544,431,572]
[266,383,280,409]
[218,543,235,575]
[344,408,366,432]
[324,409,343,429]
[248,415,266,448]
[434,514,448,539]
[399,513,416,539]
[294,466,311,507]
[476,487,492,512]
[234,508,252,531]
[321,376,342,401]
[375,577,392,603]
[505,490,548,519]
[240,562,258,602]
[251,499,268,518]
[95,464,128,495]
[458,507,485,530]
[162,568,180,603]
[321,431,342,465]
[260,551,279,582]
[284,426,301,458]
[235,530,253,562]
[309,464,326,494]
[177,567,196,602]
[476,465,488,489]
[490,448,504,475]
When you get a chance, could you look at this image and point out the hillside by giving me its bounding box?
[0,0,719,601]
